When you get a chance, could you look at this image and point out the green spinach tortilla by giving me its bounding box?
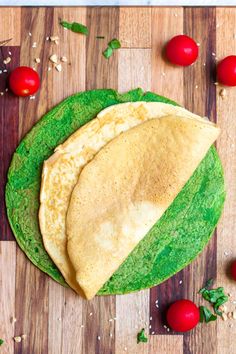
[5,88,225,295]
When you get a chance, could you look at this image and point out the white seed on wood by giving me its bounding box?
[3,57,11,64]
[232,311,236,320]
[35,58,41,63]
[55,64,62,72]
[61,56,68,62]
[219,88,226,99]
[222,313,228,321]
[21,334,27,340]
[0,92,4,96]
[32,42,37,48]
[10,316,17,323]
[49,54,58,64]
[14,336,22,343]
[50,35,59,42]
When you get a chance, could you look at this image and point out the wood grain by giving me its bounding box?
[0,8,21,46]
[86,7,119,90]
[118,49,151,92]
[0,241,16,354]
[0,46,20,241]
[183,8,217,354]
[216,8,236,354]
[119,7,151,48]
[14,249,48,354]
[148,335,183,354]
[52,7,87,105]
[150,7,184,335]
[19,7,54,137]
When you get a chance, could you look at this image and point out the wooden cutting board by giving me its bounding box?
[0,6,236,354]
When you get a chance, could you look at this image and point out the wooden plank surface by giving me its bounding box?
[0,6,236,354]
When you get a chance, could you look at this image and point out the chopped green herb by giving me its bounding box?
[200,306,217,323]
[96,36,105,39]
[103,46,113,59]
[199,286,228,316]
[60,20,89,35]
[0,339,4,346]
[108,38,121,49]
[137,328,148,343]
[103,38,121,59]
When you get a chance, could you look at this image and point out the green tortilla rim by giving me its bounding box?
[5,88,225,295]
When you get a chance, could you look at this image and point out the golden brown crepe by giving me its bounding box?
[39,102,206,294]
[66,115,220,299]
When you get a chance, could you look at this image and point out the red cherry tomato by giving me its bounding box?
[217,55,236,86]
[9,66,40,97]
[167,299,200,332]
[165,35,199,66]
[231,260,236,281]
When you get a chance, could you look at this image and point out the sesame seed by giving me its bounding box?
[55,64,62,72]
[10,316,17,323]
[156,304,159,308]
[29,32,32,36]
[195,85,199,89]
[89,312,93,316]
[114,317,117,320]
[212,52,216,56]
[216,23,220,28]
[46,36,49,41]
[81,324,84,328]
[150,316,152,320]
[97,336,101,341]
[29,95,35,100]
[174,13,178,17]
[163,325,167,328]
[14,336,22,343]
[57,317,61,321]
[35,58,41,63]
[197,42,200,46]
[162,72,166,76]
[179,280,183,284]
[0,92,4,96]
[32,42,37,48]
[149,325,152,329]
[222,313,228,321]
[224,251,230,256]
[3,69,8,73]
[8,51,12,55]
[0,70,2,74]
[203,62,206,66]
[110,333,113,337]
[229,323,233,328]
[5,88,8,92]
[124,347,127,351]
[21,334,27,340]
[48,67,52,71]
[151,331,155,334]
[109,319,113,322]
[167,328,170,332]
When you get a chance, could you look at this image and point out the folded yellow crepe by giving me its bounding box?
[39,102,206,295]
[66,115,219,299]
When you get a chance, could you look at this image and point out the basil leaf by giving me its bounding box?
[60,21,89,35]
[0,339,4,346]
[199,286,228,315]
[200,306,217,323]
[103,46,113,59]
[137,328,148,343]
[108,38,121,49]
